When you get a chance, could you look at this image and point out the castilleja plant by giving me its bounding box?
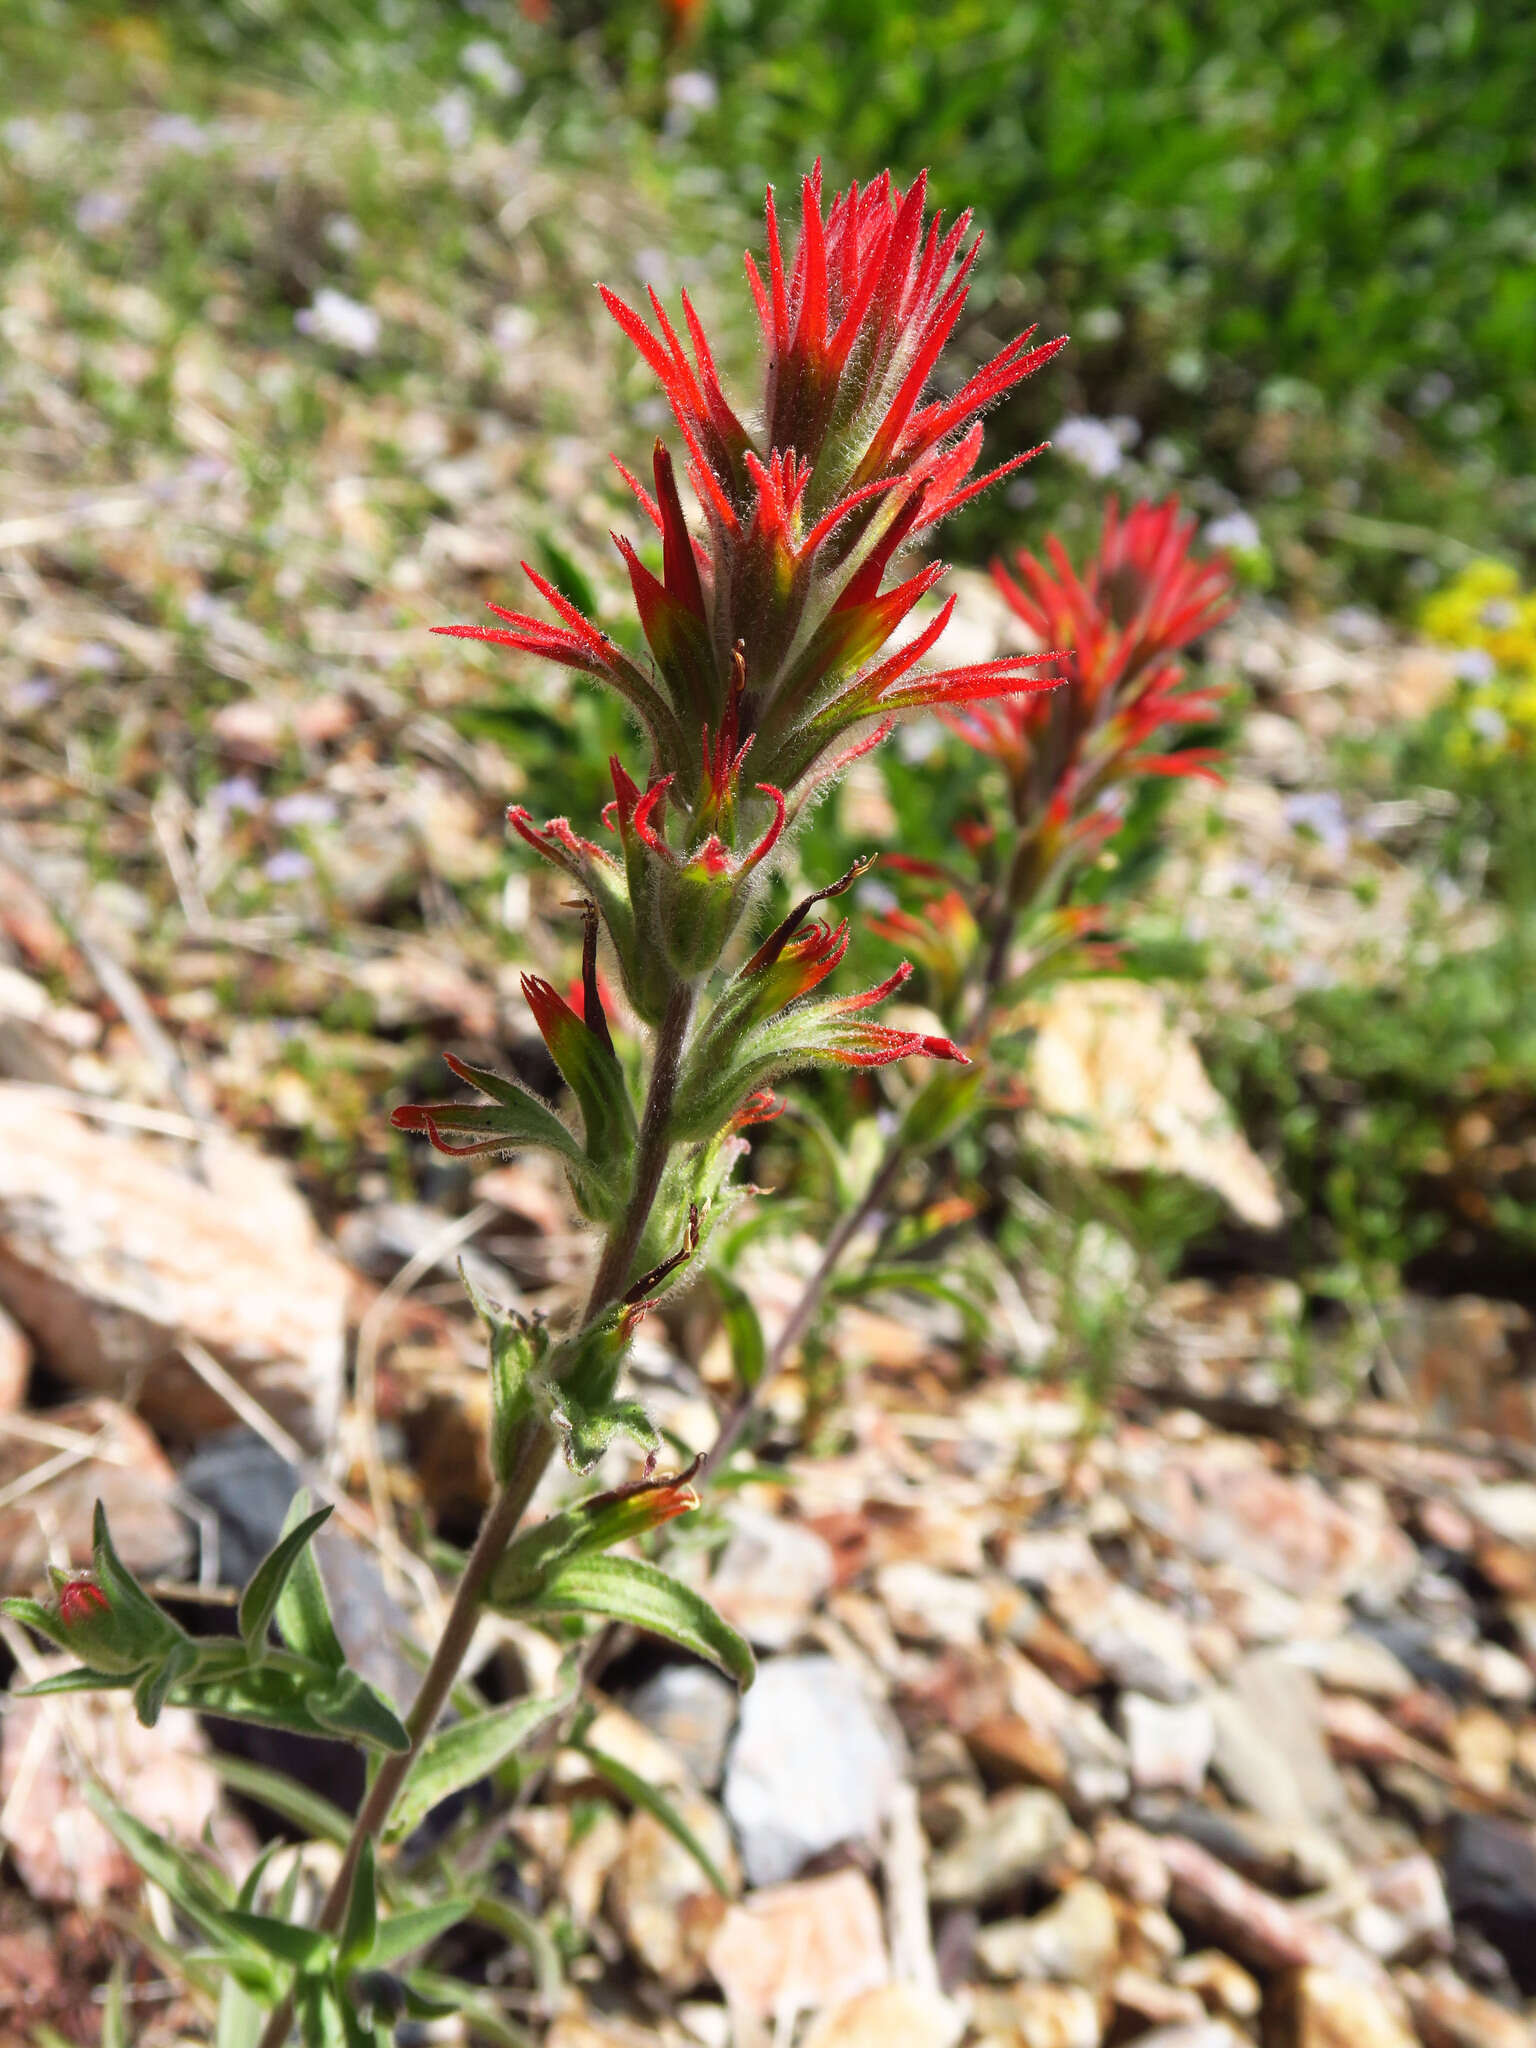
[698,498,1238,1475]
[4,168,1069,2043]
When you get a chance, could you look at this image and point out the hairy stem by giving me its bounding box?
[257,983,698,2045]
[585,980,695,1315]
[253,1422,550,2048]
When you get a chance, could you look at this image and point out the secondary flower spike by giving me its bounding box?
[436,167,1067,828]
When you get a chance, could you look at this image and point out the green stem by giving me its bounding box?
[256,983,698,2045]
[585,980,695,1315]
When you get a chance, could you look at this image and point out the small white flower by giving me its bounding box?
[1203,510,1261,554]
[323,213,362,256]
[1052,416,1124,479]
[147,113,208,153]
[1468,704,1508,743]
[492,305,535,352]
[667,70,719,112]
[1454,648,1496,684]
[431,90,474,150]
[295,289,380,356]
[461,40,522,96]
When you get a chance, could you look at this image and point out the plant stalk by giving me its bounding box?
[256,982,698,2044]
[700,1137,906,1479]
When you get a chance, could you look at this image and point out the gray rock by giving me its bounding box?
[1283,1630,1416,1701]
[722,1655,902,1886]
[706,1507,835,1651]
[625,1664,738,1790]
[928,1786,1073,1907]
[1210,1653,1346,1828]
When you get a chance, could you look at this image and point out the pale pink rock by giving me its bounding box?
[0,1677,251,1906]
[1129,1439,1416,1603]
[1350,1852,1451,1961]
[706,1868,888,2024]
[1118,1692,1215,1793]
[0,1396,188,1594]
[1158,1836,1392,1987]
[800,1985,964,2048]
[1048,1574,1207,1702]
[705,1506,834,1649]
[0,1088,346,1448]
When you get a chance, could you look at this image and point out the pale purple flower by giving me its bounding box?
[263,850,314,884]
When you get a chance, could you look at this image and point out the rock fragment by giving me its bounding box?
[705,1506,835,1649]
[0,1089,346,1448]
[722,1655,901,1886]
[609,1792,737,1991]
[0,1395,189,1594]
[928,1787,1074,1907]
[624,1664,737,1789]
[706,1868,887,2024]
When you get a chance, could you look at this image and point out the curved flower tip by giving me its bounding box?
[918,1034,970,1064]
[57,1578,110,1628]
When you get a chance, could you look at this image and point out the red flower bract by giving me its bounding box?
[945,495,1234,803]
[436,167,1067,826]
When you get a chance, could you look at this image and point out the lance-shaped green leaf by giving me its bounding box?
[460,1263,549,1485]
[216,1973,267,2048]
[831,1263,992,1339]
[367,1898,476,1967]
[521,1554,755,1688]
[471,1896,563,2012]
[101,1960,128,2048]
[309,1668,412,1754]
[711,1270,766,1392]
[239,1502,334,1656]
[385,1675,576,1842]
[13,1663,136,1698]
[296,1975,349,2048]
[179,1662,356,1743]
[221,1911,334,1972]
[519,974,638,1174]
[576,1740,734,1897]
[273,1495,346,1673]
[182,1658,409,1753]
[84,1785,236,1945]
[338,1838,379,1975]
[133,1634,200,1729]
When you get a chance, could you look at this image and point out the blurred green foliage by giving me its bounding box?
[658,0,1536,589]
[22,0,1534,599]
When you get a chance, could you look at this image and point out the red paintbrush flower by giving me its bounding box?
[437,168,1066,827]
[945,495,1233,815]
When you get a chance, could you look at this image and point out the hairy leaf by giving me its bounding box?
[526,1554,755,1688]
